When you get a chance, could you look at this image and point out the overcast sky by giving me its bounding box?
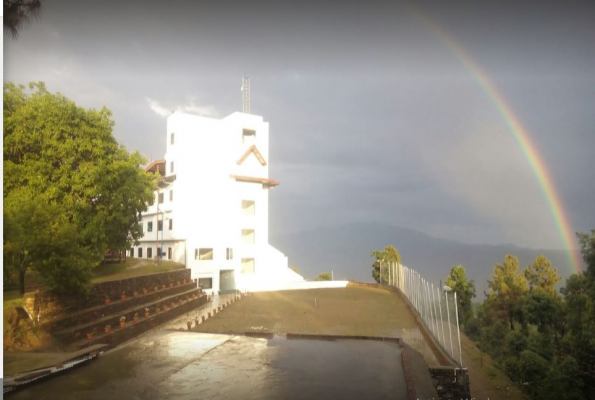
[5,0,595,250]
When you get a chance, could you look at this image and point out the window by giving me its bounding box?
[148,222,153,232]
[169,190,173,202]
[139,222,144,233]
[158,192,164,204]
[196,248,213,260]
[226,248,233,260]
[198,278,213,289]
[138,248,143,258]
[169,219,173,230]
[158,247,162,258]
[170,161,174,174]
[130,248,134,257]
[242,200,255,215]
[242,129,256,144]
[147,247,153,259]
[170,132,174,145]
[241,258,255,274]
[242,229,255,244]
[158,220,163,231]
[168,247,172,260]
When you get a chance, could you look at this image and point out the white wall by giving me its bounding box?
[134,111,302,292]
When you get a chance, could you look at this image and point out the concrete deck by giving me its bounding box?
[8,331,428,400]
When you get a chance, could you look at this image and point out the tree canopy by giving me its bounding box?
[371,245,401,283]
[3,82,156,294]
[523,254,562,295]
[315,272,332,281]
[485,254,528,330]
[462,237,595,400]
[445,265,476,326]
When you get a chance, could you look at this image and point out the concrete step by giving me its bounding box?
[70,295,208,351]
[54,288,205,344]
[43,281,197,333]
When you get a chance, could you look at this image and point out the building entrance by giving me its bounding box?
[219,270,236,292]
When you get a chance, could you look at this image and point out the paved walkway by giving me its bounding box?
[160,293,240,331]
[4,344,108,377]
[8,331,415,400]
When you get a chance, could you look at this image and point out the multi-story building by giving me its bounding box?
[129,111,302,293]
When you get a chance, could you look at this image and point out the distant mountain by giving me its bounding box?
[270,222,580,297]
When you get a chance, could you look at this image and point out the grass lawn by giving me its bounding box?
[198,287,418,337]
[92,258,185,283]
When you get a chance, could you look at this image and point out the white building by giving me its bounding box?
[129,111,303,293]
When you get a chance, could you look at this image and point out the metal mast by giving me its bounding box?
[241,76,250,114]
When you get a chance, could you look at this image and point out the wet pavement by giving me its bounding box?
[8,330,412,400]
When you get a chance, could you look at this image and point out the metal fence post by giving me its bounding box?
[431,284,441,348]
[454,291,463,367]
[426,281,435,335]
[445,291,454,359]
[438,286,446,350]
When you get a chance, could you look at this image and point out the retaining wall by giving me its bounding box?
[429,367,471,400]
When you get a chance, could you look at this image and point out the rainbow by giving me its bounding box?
[407,6,582,273]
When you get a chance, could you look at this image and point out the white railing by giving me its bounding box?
[380,262,463,367]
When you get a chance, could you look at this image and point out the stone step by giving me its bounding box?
[71,295,208,351]
[44,282,197,333]
[54,288,204,344]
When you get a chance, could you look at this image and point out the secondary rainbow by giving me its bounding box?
[408,6,582,273]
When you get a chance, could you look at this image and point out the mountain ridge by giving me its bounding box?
[270,222,579,297]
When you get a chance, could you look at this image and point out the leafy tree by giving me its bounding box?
[371,245,401,283]
[444,265,476,326]
[4,82,156,294]
[4,189,94,294]
[4,0,42,38]
[577,229,595,278]
[522,289,562,334]
[315,272,332,281]
[524,255,562,295]
[486,255,528,330]
[290,266,301,274]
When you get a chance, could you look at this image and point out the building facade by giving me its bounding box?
[129,111,302,293]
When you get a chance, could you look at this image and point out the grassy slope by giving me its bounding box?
[461,332,528,400]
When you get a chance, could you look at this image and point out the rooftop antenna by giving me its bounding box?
[241,76,250,114]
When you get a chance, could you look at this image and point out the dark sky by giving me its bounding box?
[5,0,595,249]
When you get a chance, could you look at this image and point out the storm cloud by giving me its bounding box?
[5,0,595,250]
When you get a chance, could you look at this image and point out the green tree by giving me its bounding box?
[524,255,562,295]
[486,255,528,330]
[522,289,562,334]
[445,265,476,326]
[315,272,332,281]
[4,82,156,293]
[577,229,595,278]
[290,266,301,275]
[371,245,401,283]
[4,189,94,294]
